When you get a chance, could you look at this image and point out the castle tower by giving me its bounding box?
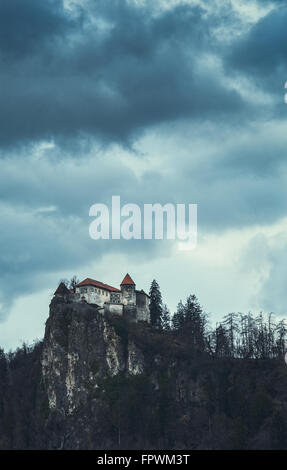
[120,273,136,306]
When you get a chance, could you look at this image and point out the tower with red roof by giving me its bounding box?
[120,273,136,306]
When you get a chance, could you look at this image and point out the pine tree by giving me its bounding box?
[172,300,185,331]
[162,304,171,330]
[184,294,206,351]
[149,279,163,329]
[214,323,230,357]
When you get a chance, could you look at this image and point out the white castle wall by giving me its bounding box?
[75,286,111,306]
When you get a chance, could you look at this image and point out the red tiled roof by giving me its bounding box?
[120,273,135,286]
[76,278,121,293]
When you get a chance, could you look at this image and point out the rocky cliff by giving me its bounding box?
[1,297,287,449]
[40,296,195,449]
[42,298,147,417]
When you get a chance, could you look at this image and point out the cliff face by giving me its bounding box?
[42,298,145,416]
[1,297,287,450]
[40,297,209,449]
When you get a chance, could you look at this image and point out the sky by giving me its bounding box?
[1,0,287,350]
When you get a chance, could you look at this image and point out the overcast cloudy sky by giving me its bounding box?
[1,0,287,350]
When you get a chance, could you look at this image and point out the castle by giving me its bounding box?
[54,273,150,323]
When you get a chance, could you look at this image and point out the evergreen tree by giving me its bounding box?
[214,323,230,357]
[149,279,163,329]
[184,294,206,351]
[162,304,171,330]
[172,301,185,331]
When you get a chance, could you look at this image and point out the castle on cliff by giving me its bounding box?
[54,273,150,323]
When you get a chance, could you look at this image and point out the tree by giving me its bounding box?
[172,295,207,353]
[172,301,185,331]
[238,312,256,359]
[275,319,287,359]
[184,294,206,352]
[267,312,276,358]
[212,323,230,357]
[223,312,239,357]
[149,280,163,329]
[162,304,171,330]
[254,312,269,359]
[69,275,79,292]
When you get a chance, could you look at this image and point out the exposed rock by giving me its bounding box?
[42,298,137,415]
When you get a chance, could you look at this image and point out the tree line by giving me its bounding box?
[149,279,287,360]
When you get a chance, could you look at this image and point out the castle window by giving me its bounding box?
[111,293,120,304]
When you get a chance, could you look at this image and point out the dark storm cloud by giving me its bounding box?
[0,0,75,58]
[225,5,287,95]
[0,0,244,149]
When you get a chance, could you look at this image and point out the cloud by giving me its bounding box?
[225,5,287,99]
[241,225,287,315]
[134,119,287,231]
[0,0,75,59]
[0,0,245,150]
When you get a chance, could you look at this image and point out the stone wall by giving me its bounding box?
[104,303,123,315]
[136,291,150,322]
[121,285,136,306]
[75,286,110,306]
